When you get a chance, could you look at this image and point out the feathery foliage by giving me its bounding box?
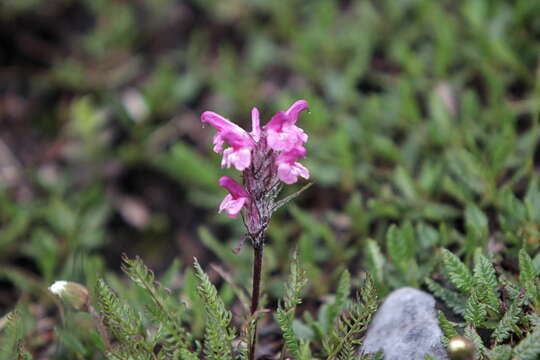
[193,258,236,360]
[430,247,540,360]
[441,249,474,293]
[121,255,191,352]
[0,311,32,360]
[276,251,309,360]
[512,328,540,360]
[323,273,378,360]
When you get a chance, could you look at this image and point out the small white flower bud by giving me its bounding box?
[49,280,89,310]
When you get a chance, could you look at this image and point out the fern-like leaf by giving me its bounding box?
[473,252,498,290]
[95,279,142,346]
[437,311,458,339]
[463,326,485,360]
[464,291,487,327]
[324,274,378,360]
[492,296,523,344]
[512,328,540,360]
[325,270,351,333]
[276,251,308,359]
[425,278,466,315]
[0,311,26,360]
[193,258,235,360]
[442,249,474,293]
[121,256,191,352]
[485,345,512,360]
[519,249,537,284]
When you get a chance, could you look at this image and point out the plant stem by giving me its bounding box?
[249,241,264,360]
[88,304,110,350]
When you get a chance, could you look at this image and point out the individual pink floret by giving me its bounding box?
[201,111,254,171]
[219,131,253,171]
[218,176,250,218]
[264,101,308,152]
[276,147,310,184]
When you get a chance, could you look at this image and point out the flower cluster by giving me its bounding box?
[201,100,310,229]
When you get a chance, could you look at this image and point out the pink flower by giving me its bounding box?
[219,131,253,171]
[202,100,311,219]
[218,176,250,218]
[201,111,254,171]
[276,147,310,184]
[264,101,308,152]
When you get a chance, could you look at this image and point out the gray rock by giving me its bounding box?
[360,287,448,360]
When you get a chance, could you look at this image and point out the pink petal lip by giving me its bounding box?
[277,162,310,184]
[219,176,249,198]
[221,147,252,171]
[219,194,247,218]
[218,176,249,218]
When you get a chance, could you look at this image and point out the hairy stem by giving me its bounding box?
[249,241,264,360]
[88,304,110,350]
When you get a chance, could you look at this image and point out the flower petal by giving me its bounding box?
[251,107,261,142]
[222,147,252,171]
[277,161,309,184]
[264,111,287,131]
[285,100,308,122]
[218,194,246,218]
[201,111,246,134]
[219,176,249,198]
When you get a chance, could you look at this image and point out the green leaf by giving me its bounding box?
[519,249,537,284]
[485,345,512,360]
[442,249,474,293]
[473,251,498,291]
[464,291,487,327]
[324,270,351,333]
[512,328,540,360]
[463,326,485,359]
[95,279,142,344]
[365,240,385,289]
[193,258,235,360]
[0,311,24,360]
[425,278,466,315]
[277,251,309,358]
[121,256,190,352]
[437,311,458,338]
[492,297,523,344]
[465,204,488,242]
[55,327,88,356]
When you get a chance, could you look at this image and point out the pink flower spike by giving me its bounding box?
[285,100,308,122]
[251,107,261,142]
[218,176,249,218]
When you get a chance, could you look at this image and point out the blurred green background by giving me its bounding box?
[1,0,540,357]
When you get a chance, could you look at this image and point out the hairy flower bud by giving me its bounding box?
[49,280,89,310]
